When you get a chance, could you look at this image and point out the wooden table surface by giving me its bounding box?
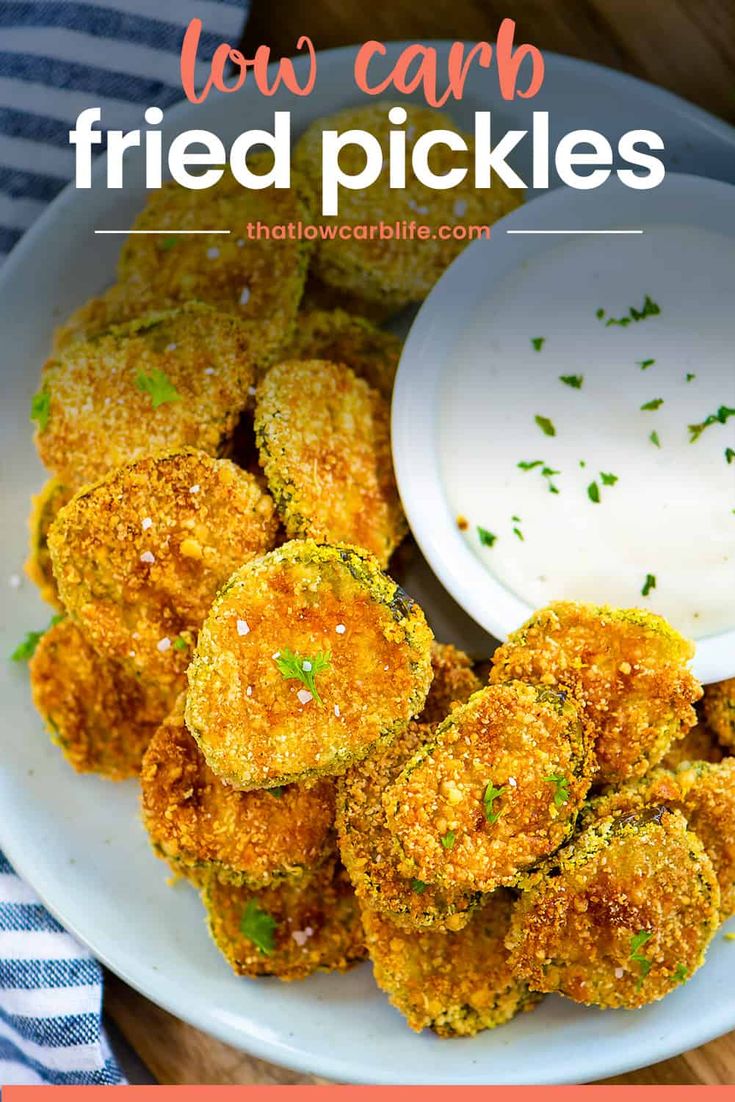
[105,0,735,1085]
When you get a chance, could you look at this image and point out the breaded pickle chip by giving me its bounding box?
[203,861,366,980]
[52,283,140,353]
[186,540,434,789]
[117,171,311,354]
[490,602,701,785]
[293,102,521,313]
[703,679,735,748]
[25,479,73,607]
[660,720,725,770]
[363,891,537,1036]
[419,642,482,725]
[255,360,406,566]
[507,809,720,1009]
[141,706,335,887]
[48,450,277,684]
[337,722,478,930]
[286,309,402,398]
[37,304,258,488]
[30,619,172,779]
[584,760,735,920]
[384,682,592,893]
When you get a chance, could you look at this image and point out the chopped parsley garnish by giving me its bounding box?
[641,573,657,597]
[559,375,583,389]
[599,294,661,328]
[410,879,427,894]
[268,786,284,799]
[640,398,663,411]
[477,526,497,548]
[595,307,605,319]
[30,389,51,432]
[274,648,331,706]
[531,337,545,352]
[629,930,653,981]
[440,830,456,850]
[159,236,179,251]
[135,368,181,409]
[535,414,556,437]
[545,774,570,807]
[11,614,63,663]
[587,481,600,504]
[512,525,524,541]
[482,782,505,824]
[541,466,560,494]
[600,472,618,486]
[637,359,655,370]
[686,373,696,382]
[518,459,543,471]
[649,431,661,448]
[673,963,688,983]
[518,460,559,494]
[726,448,735,465]
[240,899,277,955]
[689,405,735,443]
[173,635,188,652]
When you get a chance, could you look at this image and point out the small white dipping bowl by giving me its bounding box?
[392,173,735,684]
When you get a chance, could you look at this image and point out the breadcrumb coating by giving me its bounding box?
[419,642,482,725]
[286,309,402,398]
[30,618,174,779]
[203,860,366,980]
[362,891,537,1036]
[116,170,311,355]
[48,449,278,683]
[52,283,142,353]
[507,808,720,1009]
[141,704,336,888]
[255,359,406,566]
[660,719,725,769]
[703,679,735,748]
[37,304,259,489]
[385,681,592,893]
[25,478,72,607]
[490,602,701,785]
[186,539,434,789]
[293,101,521,312]
[337,721,478,930]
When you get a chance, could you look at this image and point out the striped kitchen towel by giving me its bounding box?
[0,0,249,1085]
[0,0,250,262]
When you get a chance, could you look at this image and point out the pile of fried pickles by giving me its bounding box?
[22,101,735,1038]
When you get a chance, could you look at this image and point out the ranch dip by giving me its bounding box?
[440,224,735,639]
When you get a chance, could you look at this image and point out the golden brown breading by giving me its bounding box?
[255,360,406,567]
[384,682,592,893]
[660,719,725,769]
[186,540,434,789]
[583,760,735,920]
[362,891,537,1036]
[506,808,720,1009]
[490,602,701,785]
[703,679,735,749]
[25,478,73,607]
[203,860,366,980]
[30,618,174,779]
[52,283,141,353]
[141,706,336,887]
[419,642,482,725]
[48,449,278,684]
[286,309,402,398]
[293,102,521,313]
[117,170,311,356]
[36,304,258,489]
[337,721,478,930]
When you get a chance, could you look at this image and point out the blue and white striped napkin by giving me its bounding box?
[0,0,249,1085]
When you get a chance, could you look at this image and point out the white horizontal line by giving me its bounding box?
[94,229,231,235]
[506,229,643,235]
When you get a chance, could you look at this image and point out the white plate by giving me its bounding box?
[392,174,735,685]
[2,43,735,1086]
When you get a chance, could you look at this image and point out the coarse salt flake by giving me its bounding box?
[239,286,251,306]
[8,574,21,589]
[272,651,281,659]
[140,550,155,564]
[297,689,313,705]
[292,927,313,946]
[453,199,468,217]
[157,636,171,652]
[335,624,346,634]
[508,777,518,787]
[141,517,152,531]
[334,704,341,717]
[206,246,220,259]
[248,385,257,396]
[204,367,215,375]
[614,967,624,979]
[236,238,244,247]
[164,342,177,352]
[236,619,250,636]
[246,685,253,696]
[189,484,200,494]
[302,660,312,671]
